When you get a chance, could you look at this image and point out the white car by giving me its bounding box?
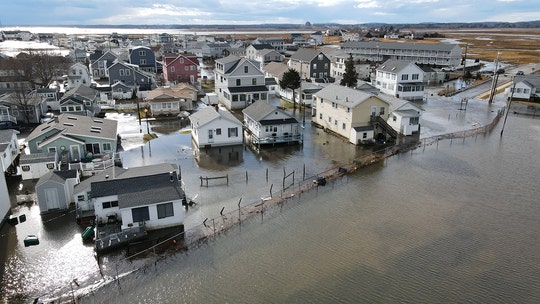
[40,112,55,123]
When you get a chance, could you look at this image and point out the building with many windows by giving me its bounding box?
[342,41,462,67]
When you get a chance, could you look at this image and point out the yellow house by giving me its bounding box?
[312,84,389,145]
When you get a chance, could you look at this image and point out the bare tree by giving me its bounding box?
[9,84,37,124]
[13,50,72,89]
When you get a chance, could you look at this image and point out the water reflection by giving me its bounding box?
[194,144,244,170]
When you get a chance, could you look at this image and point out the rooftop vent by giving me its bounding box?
[63,123,74,126]
[67,116,78,120]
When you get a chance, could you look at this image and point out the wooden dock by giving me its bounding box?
[95,224,147,254]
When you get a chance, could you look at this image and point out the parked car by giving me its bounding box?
[496,69,505,75]
[516,71,524,76]
[40,112,55,123]
[0,121,21,131]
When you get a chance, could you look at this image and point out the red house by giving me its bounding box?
[162,53,199,85]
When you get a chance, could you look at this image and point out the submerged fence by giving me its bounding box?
[35,107,506,303]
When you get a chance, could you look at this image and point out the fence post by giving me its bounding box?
[266,168,268,183]
[303,164,306,179]
[116,263,120,288]
[238,198,242,227]
[245,171,248,183]
[270,184,273,198]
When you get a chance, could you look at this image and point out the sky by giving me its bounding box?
[1,0,539,26]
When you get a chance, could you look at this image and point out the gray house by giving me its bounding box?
[214,55,268,110]
[36,170,80,214]
[289,48,333,83]
[59,84,101,116]
[108,61,154,91]
[129,46,157,73]
[26,114,118,165]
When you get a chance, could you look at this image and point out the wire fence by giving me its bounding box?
[36,107,506,303]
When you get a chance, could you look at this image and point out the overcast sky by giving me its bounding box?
[1,0,538,26]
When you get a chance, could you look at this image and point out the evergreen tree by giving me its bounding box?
[279,68,301,109]
[340,53,358,87]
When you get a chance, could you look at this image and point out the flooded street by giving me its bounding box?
[2,95,538,303]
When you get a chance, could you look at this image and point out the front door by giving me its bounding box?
[44,188,60,210]
[208,129,214,143]
[71,145,81,162]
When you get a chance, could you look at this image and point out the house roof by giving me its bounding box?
[26,113,118,143]
[393,109,420,117]
[377,59,421,73]
[189,106,241,128]
[290,48,325,62]
[242,101,298,124]
[61,84,98,101]
[19,152,56,165]
[89,163,183,209]
[315,83,386,108]
[515,75,540,88]
[36,169,78,186]
[353,126,374,132]
[262,62,289,80]
[0,129,17,143]
[250,44,274,50]
[146,83,197,101]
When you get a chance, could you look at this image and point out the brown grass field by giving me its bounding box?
[396,28,540,65]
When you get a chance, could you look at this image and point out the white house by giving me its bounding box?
[510,75,540,101]
[36,170,80,214]
[189,106,243,148]
[378,94,423,136]
[146,83,197,115]
[90,163,185,231]
[18,152,58,180]
[312,84,390,144]
[373,59,425,101]
[66,62,92,90]
[242,101,301,146]
[214,55,269,110]
[0,129,20,174]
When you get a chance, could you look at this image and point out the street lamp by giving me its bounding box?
[144,108,150,134]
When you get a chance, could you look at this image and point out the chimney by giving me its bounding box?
[105,175,109,179]
[169,171,174,182]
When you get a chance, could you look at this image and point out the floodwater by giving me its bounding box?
[1,99,539,303]
[79,108,540,303]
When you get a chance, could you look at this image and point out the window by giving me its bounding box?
[252,78,257,85]
[140,59,147,65]
[342,123,346,130]
[228,127,238,137]
[179,58,184,63]
[244,66,248,73]
[157,202,174,219]
[86,143,101,155]
[139,50,146,56]
[119,69,124,76]
[216,128,222,135]
[102,201,118,209]
[363,132,368,139]
[313,63,317,69]
[380,107,385,115]
[328,116,332,122]
[185,66,189,71]
[410,117,419,125]
[132,206,150,222]
[77,195,85,201]
[236,79,241,86]
[412,74,419,80]
[46,163,55,169]
[171,66,175,72]
[21,165,30,171]
[103,142,112,151]
[319,113,323,119]
[48,147,56,153]
[334,119,338,125]
[393,115,397,122]
[401,74,409,80]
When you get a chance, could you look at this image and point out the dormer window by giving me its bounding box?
[244,66,248,73]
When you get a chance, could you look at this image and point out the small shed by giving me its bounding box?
[351,126,375,145]
[36,170,80,213]
[18,152,58,180]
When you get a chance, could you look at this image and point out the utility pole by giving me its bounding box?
[488,51,501,105]
[462,43,468,79]
[500,78,516,136]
